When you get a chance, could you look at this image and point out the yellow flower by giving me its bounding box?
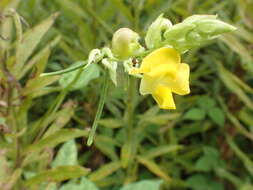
[130,47,190,109]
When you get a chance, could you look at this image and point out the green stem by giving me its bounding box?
[133,0,144,31]
[215,168,242,188]
[87,73,109,146]
[125,77,136,137]
[123,77,137,175]
[40,61,87,77]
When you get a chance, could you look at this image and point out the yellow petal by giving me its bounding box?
[140,75,156,95]
[140,47,181,73]
[162,63,190,95]
[129,67,148,74]
[152,85,176,109]
[146,63,179,79]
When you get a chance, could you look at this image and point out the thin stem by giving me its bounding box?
[122,77,137,174]
[133,0,144,31]
[124,77,136,137]
[87,73,109,146]
[40,61,87,77]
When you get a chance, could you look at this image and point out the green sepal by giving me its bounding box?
[88,48,103,65]
[102,58,118,86]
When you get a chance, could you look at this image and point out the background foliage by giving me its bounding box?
[0,0,253,189]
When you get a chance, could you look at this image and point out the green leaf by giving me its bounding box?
[80,177,99,190]
[186,174,224,190]
[119,180,163,190]
[239,108,253,127]
[15,13,58,74]
[25,129,88,153]
[183,108,206,120]
[195,146,220,172]
[22,36,61,78]
[203,146,219,158]
[59,63,100,90]
[226,136,253,176]
[137,156,171,181]
[221,34,253,74]
[143,145,183,159]
[197,96,216,110]
[56,0,88,20]
[3,169,22,190]
[195,157,213,172]
[215,168,242,187]
[88,161,121,182]
[40,183,57,190]
[25,166,90,186]
[52,140,78,168]
[140,113,181,125]
[60,177,98,190]
[107,0,133,23]
[95,135,119,160]
[0,151,10,186]
[186,175,208,190]
[98,118,123,128]
[207,107,225,127]
[240,184,253,190]
[23,75,60,96]
[60,183,80,190]
[216,62,253,110]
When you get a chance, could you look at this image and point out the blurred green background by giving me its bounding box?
[1,0,253,190]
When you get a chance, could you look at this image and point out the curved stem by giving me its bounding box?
[40,61,87,77]
[87,73,109,146]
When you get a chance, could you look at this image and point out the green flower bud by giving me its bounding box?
[184,15,236,36]
[196,19,237,36]
[112,28,144,59]
[164,23,195,42]
[163,14,236,53]
[145,14,173,49]
[183,15,217,23]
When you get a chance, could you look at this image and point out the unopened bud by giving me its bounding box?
[145,14,173,49]
[112,28,143,59]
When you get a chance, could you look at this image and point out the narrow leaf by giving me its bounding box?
[15,13,58,73]
[25,166,90,186]
[24,129,88,154]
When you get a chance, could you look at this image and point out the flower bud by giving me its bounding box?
[112,28,143,59]
[145,14,173,49]
[196,19,237,35]
[163,14,236,53]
